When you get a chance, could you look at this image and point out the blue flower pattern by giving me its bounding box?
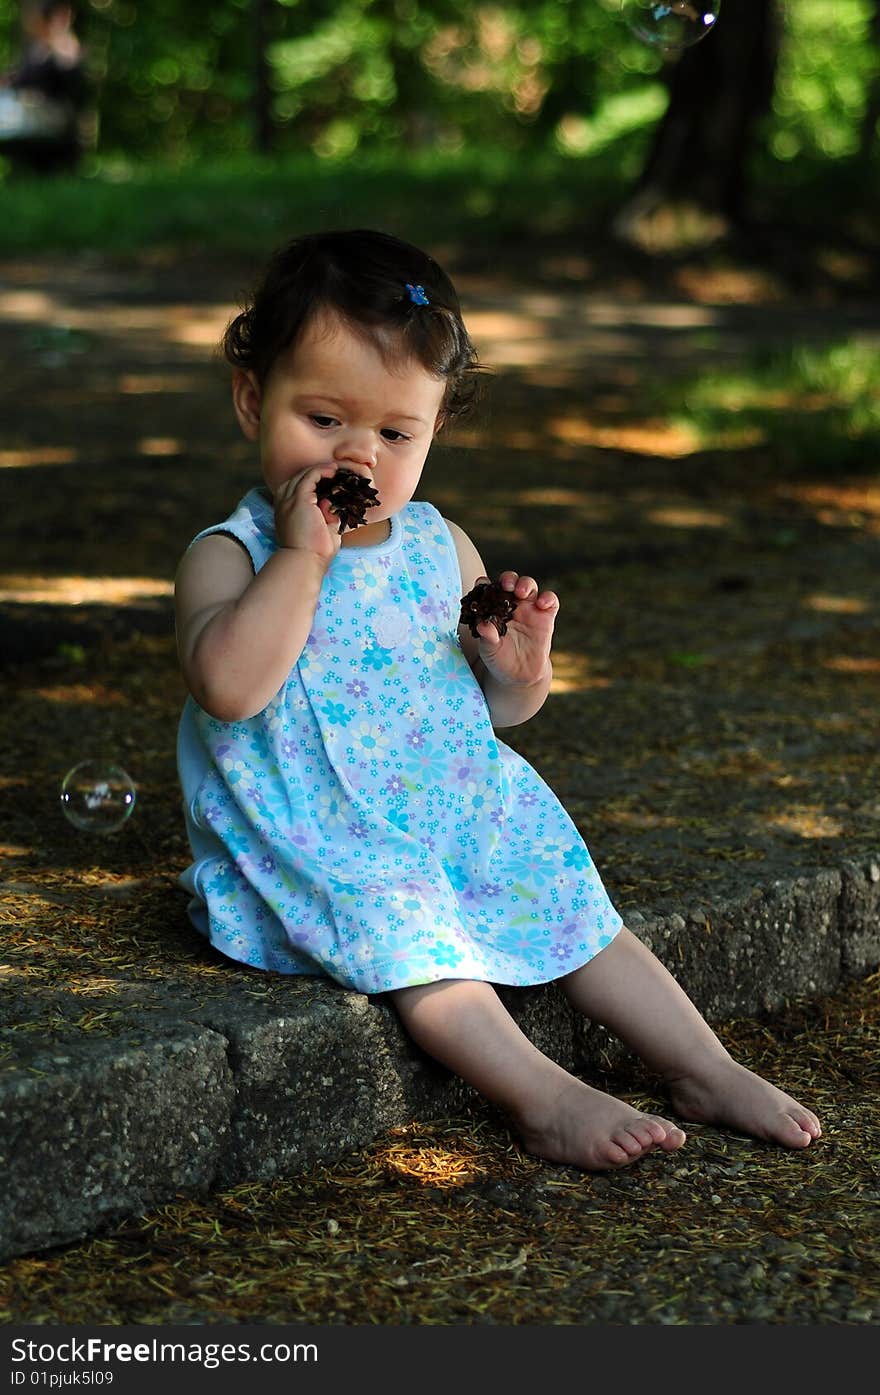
[178,489,622,991]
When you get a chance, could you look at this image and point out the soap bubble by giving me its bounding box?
[60,760,137,833]
[621,1,721,52]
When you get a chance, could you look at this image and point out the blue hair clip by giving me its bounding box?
[405,282,430,306]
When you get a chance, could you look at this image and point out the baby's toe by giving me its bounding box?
[645,1115,687,1151]
[614,1129,651,1159]
[626,1118,664,1149]
[659,1123,687,1152]
[800,1110,821,1139]
[602,1138,635,1167]
[781,1109,817,1147]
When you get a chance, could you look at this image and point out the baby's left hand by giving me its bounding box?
[471,572,559,687]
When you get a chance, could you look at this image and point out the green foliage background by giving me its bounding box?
[0,0,877,173]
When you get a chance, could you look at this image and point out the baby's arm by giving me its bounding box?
[175,537,327,722]
[176,466,345,722]
[445,518,558,729]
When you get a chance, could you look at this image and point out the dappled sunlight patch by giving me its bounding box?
[166,307,233,348]
[612,200,729,257]
[1,288,57,319]
[821,656,880,675]
[761,807,846,839]
[804,593,869,615]
[672,264,787,306]
[583,300,718,331]
[376,1143,490,1189]
[367,1118,536,1192]
[549,651,612,694]
[137,437,181,457]
[3,296,230,349]
[471,337,560,368]
[645,505,730,529]
[118,373,203,394]
[467,294,722,371]
[504,428,546,449]
[31,683,126,708]
[0,446,77,469]
[464,308,545,343]
[464,307,581,367]
[516,363,638,391]
[0,574,173,605]
[770,773,810,791]
[550,414,698,456]
[71,303,230,347]
[815,248,874,283]
[516,486,612,519]
[776,482,880,532]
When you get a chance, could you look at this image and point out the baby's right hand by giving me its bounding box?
[273,466,346,565]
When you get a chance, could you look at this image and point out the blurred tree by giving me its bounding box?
[0,0,876,212]
[67,0,259,160]
[613,0,782,246]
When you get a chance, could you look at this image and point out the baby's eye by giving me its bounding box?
[381,428,411,443]
[310,414,338,428]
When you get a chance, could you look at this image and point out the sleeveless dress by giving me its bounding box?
[177,488,622,993]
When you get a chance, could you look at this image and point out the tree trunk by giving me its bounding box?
[859,0,880,159]
[614,0,781,248]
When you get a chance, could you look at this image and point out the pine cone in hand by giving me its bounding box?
[459,580,519,638]
[315,469,382,534]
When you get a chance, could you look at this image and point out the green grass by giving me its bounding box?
[1,120,877,261]
[655,342,880,471]
[0,143,644,258]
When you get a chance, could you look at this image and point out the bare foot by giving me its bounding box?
[667,1055,821,1149]
[513,1076,687,1170]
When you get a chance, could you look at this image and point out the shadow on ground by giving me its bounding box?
[0,246,878,1321]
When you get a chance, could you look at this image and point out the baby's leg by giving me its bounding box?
[559,927,821,1149]
[390,977,686,1170]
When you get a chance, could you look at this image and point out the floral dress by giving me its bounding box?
[177,488,622,993]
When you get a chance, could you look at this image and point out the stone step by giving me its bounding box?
[1,857,878,1261]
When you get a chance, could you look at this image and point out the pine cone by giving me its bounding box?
[459,580,519,638]
[316,469,382,534]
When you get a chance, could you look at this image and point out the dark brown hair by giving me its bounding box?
[222,228,484,425]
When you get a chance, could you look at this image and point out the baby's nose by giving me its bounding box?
[334,429,377,468]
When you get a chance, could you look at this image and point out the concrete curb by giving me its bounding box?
[2,855,878,1261]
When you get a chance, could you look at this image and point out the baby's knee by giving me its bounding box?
[390,977,491,1031]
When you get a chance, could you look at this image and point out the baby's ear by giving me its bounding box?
[231,369,262,441]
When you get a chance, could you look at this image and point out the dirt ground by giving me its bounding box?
[1,242,879,1323]
[3,245,880,920]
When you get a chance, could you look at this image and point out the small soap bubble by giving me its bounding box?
[621,1,721,52]
[60,760,137,833]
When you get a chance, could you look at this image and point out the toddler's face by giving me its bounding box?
[233,311,446,546]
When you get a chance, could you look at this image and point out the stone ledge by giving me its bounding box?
[2,855,878,1261]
